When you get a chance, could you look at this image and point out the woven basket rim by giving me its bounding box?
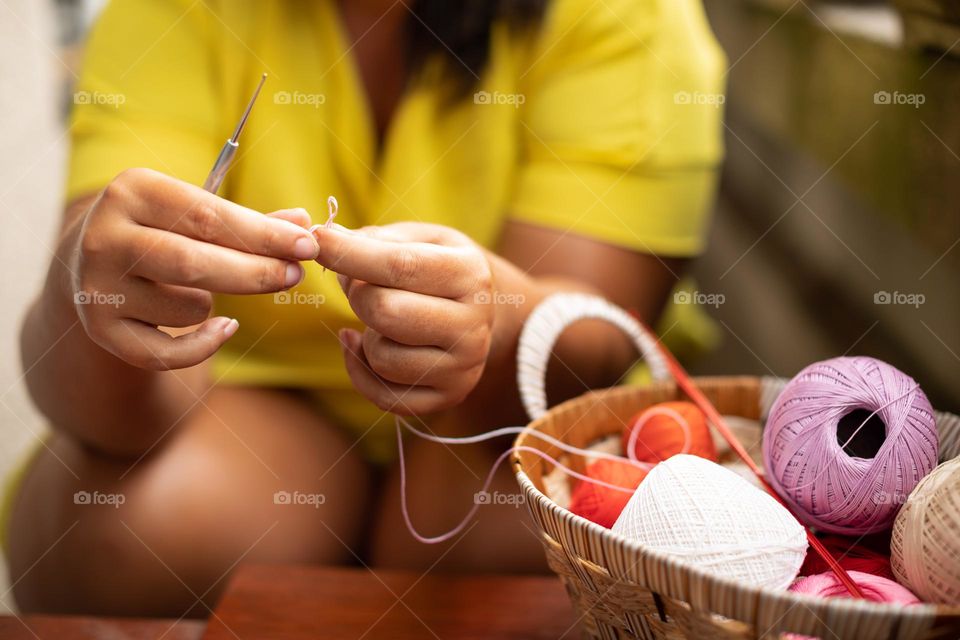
[511,377,960,623]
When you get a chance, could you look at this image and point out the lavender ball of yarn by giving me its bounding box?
[763,356,938,535]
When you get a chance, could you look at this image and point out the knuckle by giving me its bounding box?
[186,202,222,239]
[387,248,420,285]
[259,222,282,256]
[78,225,111,261]
[170,245,203,285]
[258,259,288,292]
[180,289,213,322]
[369,290,400,326]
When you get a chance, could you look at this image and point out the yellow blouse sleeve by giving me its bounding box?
[66,0,221,202]
[510,0,726,257]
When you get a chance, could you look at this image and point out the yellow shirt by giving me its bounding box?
[67,0,725,461]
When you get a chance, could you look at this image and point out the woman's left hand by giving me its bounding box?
[313,222,502,415]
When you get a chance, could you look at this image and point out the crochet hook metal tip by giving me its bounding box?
[203,73,268,193]
[231,72,268,144]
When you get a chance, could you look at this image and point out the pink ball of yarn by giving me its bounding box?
[790,570,921,605]
[763,357,938,535]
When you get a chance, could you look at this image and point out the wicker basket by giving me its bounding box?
[510,294,960,640]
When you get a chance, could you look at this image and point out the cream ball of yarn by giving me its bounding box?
[891,456,960,605]
[612,454,808,590]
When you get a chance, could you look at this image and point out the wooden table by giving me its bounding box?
[0,565,579,639]
[203,564,578,640]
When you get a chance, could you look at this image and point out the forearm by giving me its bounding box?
[462,253,640,426]
[20,220,202,456]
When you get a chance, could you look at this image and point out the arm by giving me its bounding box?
[471,220,685,424]
[21,195,202,457]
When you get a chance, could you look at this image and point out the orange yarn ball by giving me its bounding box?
[622,401,718,464]
[569,459,648,528]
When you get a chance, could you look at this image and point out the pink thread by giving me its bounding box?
[763,356,938,535]
[625,406,693,463]
[395,416,660,544]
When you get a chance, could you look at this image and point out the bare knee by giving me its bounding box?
[6,388,373,616]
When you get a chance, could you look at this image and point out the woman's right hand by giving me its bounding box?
[65,167,319,371]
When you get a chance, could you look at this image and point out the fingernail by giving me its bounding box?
[223,318,239,338]
[285,262,304,288]
[336,273,348,291]
[293,235,319,260]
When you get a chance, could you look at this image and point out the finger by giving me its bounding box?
[118,169,318,260]
[119,279,213,328]
[123,226,304,294]
[312,225,486,298]
[361,329,460,387]
[355,222,473,247]
[344,280,480,348]
[101,316,239,371]
[339,329,447,415]
[266,208,313,229]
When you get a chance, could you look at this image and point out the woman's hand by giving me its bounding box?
[66,168,319,370]
[314,222,506,415]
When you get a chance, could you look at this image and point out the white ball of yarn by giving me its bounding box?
[612,454,807,590]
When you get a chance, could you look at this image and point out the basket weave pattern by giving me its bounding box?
[512,378,960,640]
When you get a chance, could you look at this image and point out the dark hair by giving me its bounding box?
[407,0,548,97]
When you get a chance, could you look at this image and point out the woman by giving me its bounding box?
[8,0,724,617]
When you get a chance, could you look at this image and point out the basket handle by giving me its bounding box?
[516,293,671,421]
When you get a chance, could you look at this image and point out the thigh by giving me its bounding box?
[370,410,547,573]
[6,385,373,617]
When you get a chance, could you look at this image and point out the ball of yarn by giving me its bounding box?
[622,401,718,463]
[569,459,648,528]
[612,454,807,590]
[763,356,938,535]
[799,535,894,581]
[891,456,960,605]
[790,570,921,605]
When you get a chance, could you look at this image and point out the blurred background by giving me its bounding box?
[1,0,959,609]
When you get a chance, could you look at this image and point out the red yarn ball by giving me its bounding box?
[622,401,718,464]
[569,459,648,528]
